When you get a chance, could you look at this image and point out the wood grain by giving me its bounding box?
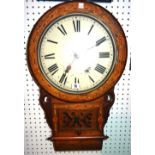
[27,1,127,150]
[27,1,127,103]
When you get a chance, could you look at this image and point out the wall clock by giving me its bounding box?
[27,0,127,151]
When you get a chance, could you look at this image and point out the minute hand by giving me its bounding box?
[87,36,107,51]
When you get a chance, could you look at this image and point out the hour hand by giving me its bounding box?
[60,64,72,85]
[64,52,79,73]
[65,65,71,73]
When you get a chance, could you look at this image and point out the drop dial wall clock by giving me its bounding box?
[27,0,127,151]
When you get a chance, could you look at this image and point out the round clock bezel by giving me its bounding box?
[27,1,127,102]
[38,13,116,94]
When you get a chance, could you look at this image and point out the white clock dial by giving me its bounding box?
[38,14,116,94]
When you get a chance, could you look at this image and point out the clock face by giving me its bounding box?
[38,13,116,94]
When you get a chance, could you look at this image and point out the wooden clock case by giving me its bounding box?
[27,1,127,151]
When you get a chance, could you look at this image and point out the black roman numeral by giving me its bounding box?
[99,52,110,58]
[44,53,55,59]
[96,37,106,46]
[73,20,80,32]
[48,64,59,75]
[47,39,58,44]
[73,77,80,88]
[88,24,94,35]
[57,24,67,35]
[63,77,68,85]
[59,73,67,85]
[95,64,106,74]
[74,77,79,84]
[88,75,95,83]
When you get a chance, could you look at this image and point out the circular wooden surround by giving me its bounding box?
[27,1,127,103]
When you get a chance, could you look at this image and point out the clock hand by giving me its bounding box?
[59,63,73,84]
[64,52,79,73]
[59,51,80,84]
[85,67,91,73]
[65,64,71,73]
[76,37,107,61]
[87,36,107,51]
